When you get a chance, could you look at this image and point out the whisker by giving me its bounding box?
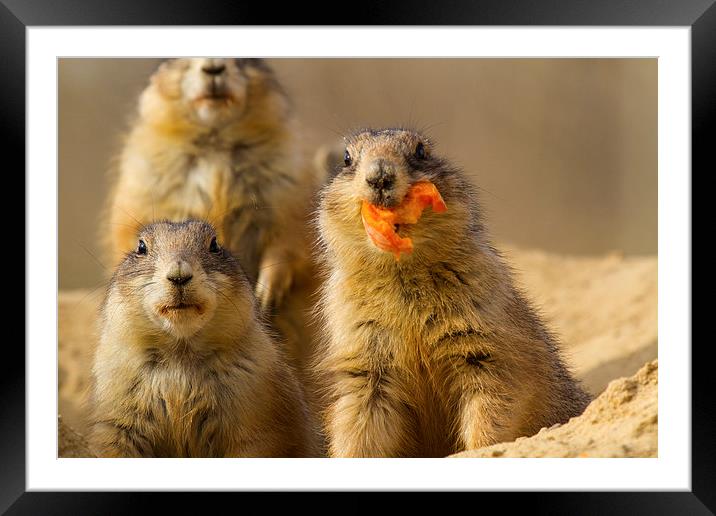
[208,284,244,319]
[257,259,301,271]
[116,205,144,229]
[66,283,107,313]
[105,221,147,231]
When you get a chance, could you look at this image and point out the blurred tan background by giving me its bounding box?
[59,58,656,289]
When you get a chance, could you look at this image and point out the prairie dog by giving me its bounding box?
[105,58,314,309]
[90,220,319,457]
[315,128,591,457]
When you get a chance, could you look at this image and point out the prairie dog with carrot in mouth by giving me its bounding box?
[315,128,591,457]
[90,220,320,457]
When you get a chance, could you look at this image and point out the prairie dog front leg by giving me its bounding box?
[434,345,522,450]
[325,362,419,457]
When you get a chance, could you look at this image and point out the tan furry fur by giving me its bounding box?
[104,58,316,311]
[90,220,320,457]
[314,128,591,457]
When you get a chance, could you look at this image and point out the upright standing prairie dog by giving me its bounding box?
[90,220,319,457]
[105,58,315,309]
[315,128,591,457]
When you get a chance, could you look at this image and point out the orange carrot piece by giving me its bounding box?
[361,181,447,260]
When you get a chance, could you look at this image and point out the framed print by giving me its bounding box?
[6,0,708,512]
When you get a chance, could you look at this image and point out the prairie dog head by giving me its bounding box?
[138,58,288,131]
[105,220,254,342]
[318,128,473,265]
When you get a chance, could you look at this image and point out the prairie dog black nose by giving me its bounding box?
[202,63,226,76]
[166,260,194,286]
[365,160,396,192]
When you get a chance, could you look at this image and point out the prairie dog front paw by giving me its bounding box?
[255,250,294,310]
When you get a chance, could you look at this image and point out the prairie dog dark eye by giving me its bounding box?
[209,236,220,253]
[415,142,426,159]
[344,149,352,167]
[137,239,147,255]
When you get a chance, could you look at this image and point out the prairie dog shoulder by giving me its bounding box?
[315,128,591,457]
[91,220,319,457]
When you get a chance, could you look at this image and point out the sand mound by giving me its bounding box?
[451,360,657,458]
[503,246,657,395]
[57,246,657,457]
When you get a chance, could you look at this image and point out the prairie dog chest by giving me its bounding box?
[328,266,472,364]
[177,151,234,216]
[144,360,218,416]
[135,360,229,456]
[329,273,430,359]
[193,151,282,226]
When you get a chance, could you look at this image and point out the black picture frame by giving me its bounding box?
[5,0,706,512]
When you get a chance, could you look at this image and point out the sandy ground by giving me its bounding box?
[58,245,657,457]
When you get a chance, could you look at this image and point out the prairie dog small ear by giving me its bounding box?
[155,58,174,73]
[313,141,347,184]
[235,58,273,73]
[150,59,172,86]
[150,59,187,98]
[154,58,190,75]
